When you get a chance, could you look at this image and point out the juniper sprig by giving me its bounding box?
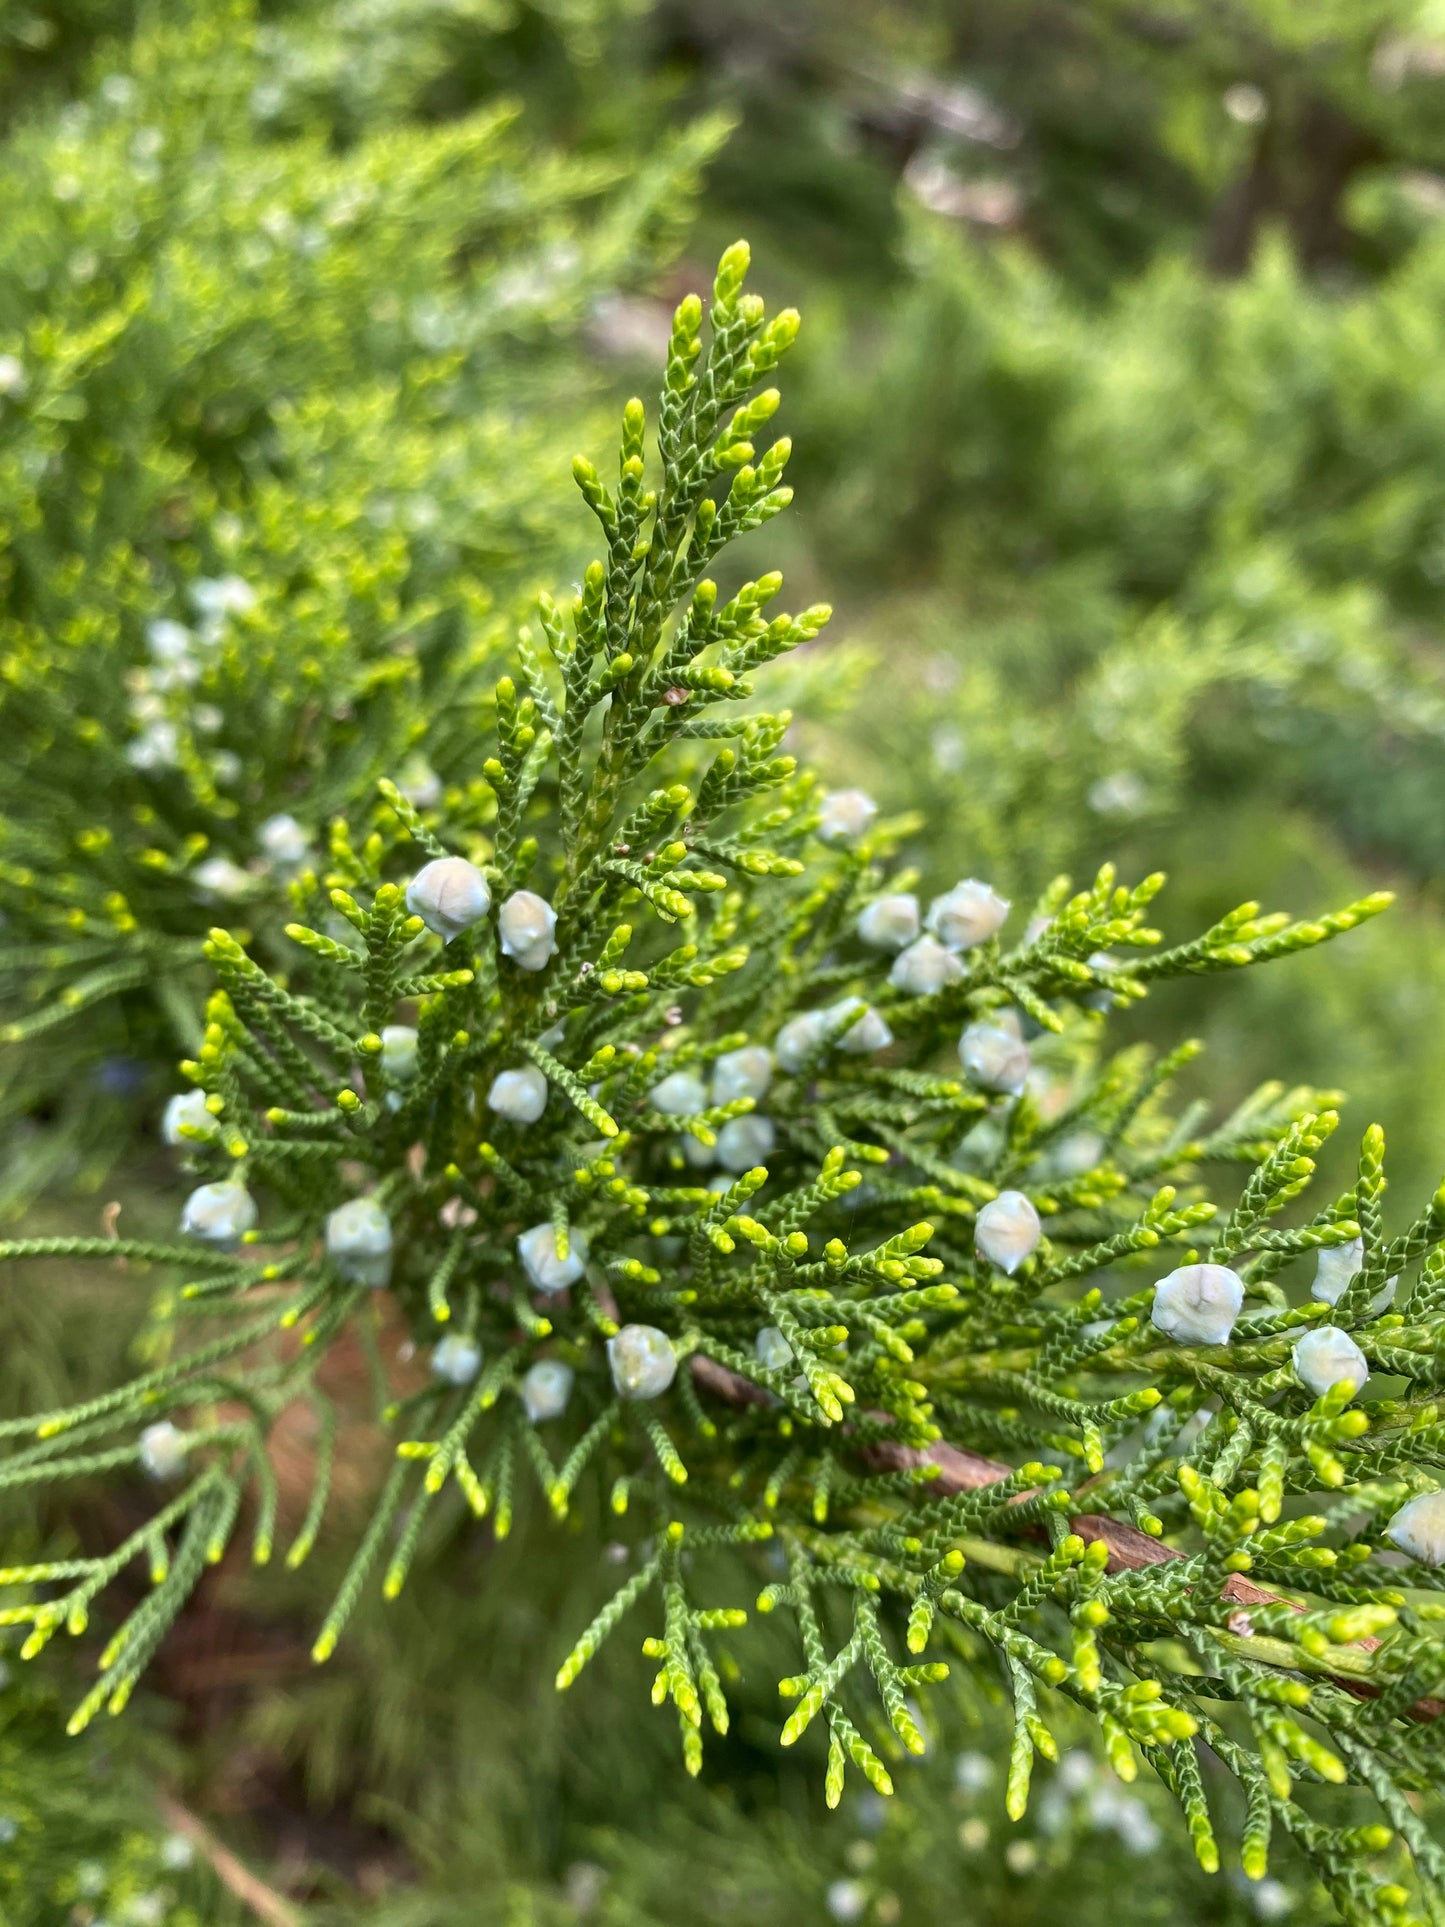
[4,242,1443,1923]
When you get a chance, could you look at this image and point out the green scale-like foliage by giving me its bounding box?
[5,245,1445,1923]
[0,0,724,1211]
[0,1652,220,1923]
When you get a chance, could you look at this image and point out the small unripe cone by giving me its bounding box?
[825,1879,869,1924]
[139,1421,188,1481]
[498,890,558,971]
[754,1326,793,1373]
[1312,1235,1395,1314]
[405,857,491,940]
[1386,1491,1445,1566]
[711,1045,773,1106]
[432,1334,482,1386]
[775,1010,829,1073]
[857,893,920,952]
[1293,1325,1369,1400]
[974,1190,1041,1275]
[1043,1129,1105,1178]
[650,1070,707,1116]
[397,756,442,808]
[889,935,963,997]
[1151,1263,1245,1345]
[1085,950,1124,1012]
[716,1115,776,1173]
[258,812,309,868]
[146,618,192,664]
[522,1360,574,1422]
[926,879,1010,952]
[191,573,255,618]
[827,996,892,1055]
[163,1089,216,1147]
[959,1020,1030,1095]
[127,719,182,771]
[380,1025,419,1082]
[325,1197,393,1289]
[815,789,877,845]
[1314,1236,1360,1300]
[488,1066,548,1123]
[180,1180,257,1249]
[518,1223,589,1293]
[608,1324,677,1399]
[193,856,252,902]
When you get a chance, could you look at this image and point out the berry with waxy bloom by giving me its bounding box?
[857,893,920,951]
[325,1197,394,1288]
[826,1878,868,1924]
[488,1066,548,1123]
[396,757,442,809]
[139,1422,188,1482]
[258,812,309,868]
[380,1025,419,1082]
[518,1223,589,1293]
[958,1019,1030,1095]
[889,935,963,996]
[146,618,192,664]
[1044,1130,1106,1178]
[1089,770,1145,817]
[1293,1325,1369,1401]
[193,856,252,902]
[1151,1263,1245,1346]
[127,719,182,771]
[1314,1235,1362,1303]
[754,1326,794,1373]
[815,788,877,845]
[716,1115,776,1172]
[431,1334,482,1386]
[405,856,491,941]
[1386,1491,1445,1566]
[180,1180,257,1249]
[974,1190,1041,1274]
[926,879,1010,952]
[1085,951,1125,1012]
[711,1045,773,1106]
[162,1089,216,1147]
[522,1359,574,1421]
[827,996,892,1054]
[1312,1234,1396,1315]
[608,1324,677,1399]
[775,1010,829,1073]
[649,1070,707,1116]
[191,573,255,619]
[498,890,558,971]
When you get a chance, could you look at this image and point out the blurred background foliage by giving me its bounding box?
[5,0,1445,1920]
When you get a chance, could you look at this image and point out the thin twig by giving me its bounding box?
[156,1795,303,1927]
[691,1359,1443,1719]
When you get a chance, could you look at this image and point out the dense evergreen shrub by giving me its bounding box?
[0,0,722,1213]
[7,246,1445,1924]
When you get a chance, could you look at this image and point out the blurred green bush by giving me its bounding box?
[0,0,721,1215]
[647,0,1445,1201]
